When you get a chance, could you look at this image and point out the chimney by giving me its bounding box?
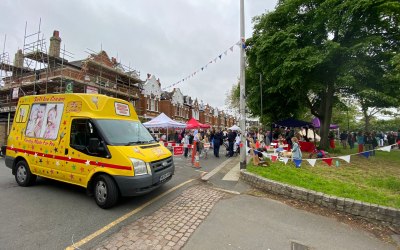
[49,30,61,58]
[13,49,24,68]
[111,57,117,65]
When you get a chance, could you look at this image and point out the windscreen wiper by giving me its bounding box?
[125,140,155,146]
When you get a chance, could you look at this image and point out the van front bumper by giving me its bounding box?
[114,165,175,196]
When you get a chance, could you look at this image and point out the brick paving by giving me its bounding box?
[93,185,226,250]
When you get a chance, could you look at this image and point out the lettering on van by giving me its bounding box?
[24,137,55,146]
[66,101,82,113]
[115,102,130,116]
[34,96,66,102]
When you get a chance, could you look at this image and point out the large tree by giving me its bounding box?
[246,0,400,148]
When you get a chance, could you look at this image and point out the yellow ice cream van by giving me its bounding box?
[5,93,174,208]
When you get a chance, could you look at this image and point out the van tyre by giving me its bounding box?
[15,160,36,187]
[94,174,119,209]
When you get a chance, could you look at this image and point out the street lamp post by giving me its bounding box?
[239,0,246,169]
[258,73,262,125]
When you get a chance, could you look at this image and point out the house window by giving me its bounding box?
[147,99,150,110]
[156,100,159,112]
[151,99,155,111]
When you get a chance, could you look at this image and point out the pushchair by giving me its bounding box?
[223,139,240,157]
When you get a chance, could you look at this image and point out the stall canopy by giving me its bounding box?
[228,124,241,131]
[186,118,210,129]
[311,117,339,129]
[143,113,186,129]
[273,118,313,128]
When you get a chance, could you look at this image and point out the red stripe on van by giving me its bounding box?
[6,146,132,171]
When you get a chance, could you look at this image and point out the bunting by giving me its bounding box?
[283,157,289,165]
[361,151,370,158]
[322,158,333,166]
[306,159,317,167]
[338,155,351,163]
[247,143,397,168]
[293,159,302,168]
[377,146,391,152]
[162,40,241,90]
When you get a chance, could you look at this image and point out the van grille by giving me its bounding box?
[150,156,173,173]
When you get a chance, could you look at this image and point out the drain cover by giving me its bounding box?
[291,241,309,250]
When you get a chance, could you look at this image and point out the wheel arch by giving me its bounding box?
[87,172,120,196]
[12,156,28,175]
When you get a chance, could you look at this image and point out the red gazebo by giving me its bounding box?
[186,118,210,129]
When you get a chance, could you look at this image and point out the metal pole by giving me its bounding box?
[259,73,262,124]
[239,0,246,169]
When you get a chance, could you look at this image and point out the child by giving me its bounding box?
[309,147,329,159]
[201,135,210,159]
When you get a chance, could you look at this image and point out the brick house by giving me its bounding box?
[0,30,142,145]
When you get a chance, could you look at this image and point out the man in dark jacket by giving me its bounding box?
[227,129,235,157]
[213,130,223,157]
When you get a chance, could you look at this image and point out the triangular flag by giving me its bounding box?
[335,160,340,167]
[201,67,204,71]
[224,51,228,55]
[230,46,234,51]
[306,159,317,167]
[362,152,370,158]
[293,159,302,168]
[338,155,351,163]
[261,152,270,159]
[378,146,391,152]
[271,155,278,162]
[219,54,222,59]
[283,157,289,165]
[322,158,333,166]
[214,58,217,63]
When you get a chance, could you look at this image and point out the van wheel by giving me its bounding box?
[15,160,36,187]
[94,175,118,209]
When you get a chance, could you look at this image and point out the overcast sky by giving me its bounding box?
[1,0,278,109]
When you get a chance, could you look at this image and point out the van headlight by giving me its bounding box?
[130,158,150,176]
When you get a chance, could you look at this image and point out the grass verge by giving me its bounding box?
[247,148,400,209]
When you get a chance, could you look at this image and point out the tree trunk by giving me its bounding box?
[362,108,370,132]
[319,84,335,150]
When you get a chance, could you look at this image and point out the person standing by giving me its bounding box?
[183,132,190,158]
[213,130,223,158]
[348,132,355,150]
[397,129,400,149]
[357,131,364,154]
[291,137,302,168]
[227,129,235,157]
[340,131,348,149]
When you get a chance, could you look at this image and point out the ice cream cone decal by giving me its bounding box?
[91,96,99,109]
[59,131,66,145]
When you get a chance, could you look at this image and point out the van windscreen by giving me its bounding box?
[95,119,155,145]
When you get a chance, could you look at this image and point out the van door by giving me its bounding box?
[66,118,108,186]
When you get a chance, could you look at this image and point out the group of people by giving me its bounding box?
[338,130,400,154]
[155,128,242,159]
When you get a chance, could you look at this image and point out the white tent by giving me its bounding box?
[143,113,186,129]
[228,124,241,131]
